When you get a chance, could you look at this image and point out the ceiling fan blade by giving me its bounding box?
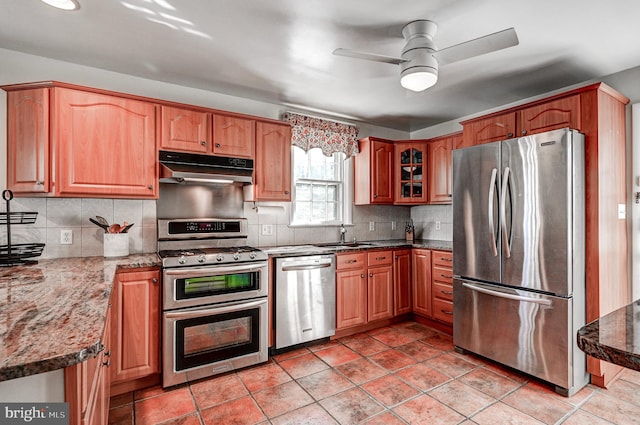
[433,27,519,66]
[332,48,406,65]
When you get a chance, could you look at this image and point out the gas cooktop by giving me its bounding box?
[158,246,268,268]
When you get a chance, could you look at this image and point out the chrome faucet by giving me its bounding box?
[339,224,346,244]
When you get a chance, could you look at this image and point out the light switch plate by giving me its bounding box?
[435,221,441,230]
[618,204,626,219]
[369,221,375,231]
[391,221,397,231]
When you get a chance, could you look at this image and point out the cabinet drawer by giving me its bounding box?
[336,253,367,270]
[432,251,453,268]
[432,298,454,324]
[433,281,454,301]
[367,250,392,267]
[432,266,453,284]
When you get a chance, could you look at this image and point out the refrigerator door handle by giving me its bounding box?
[488,168,499,257]
[461,282,552,306]
[500,166,512,258]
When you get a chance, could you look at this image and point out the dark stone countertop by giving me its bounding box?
[577,299,640,371]
[0,254,160,382]
[263,239,452,257]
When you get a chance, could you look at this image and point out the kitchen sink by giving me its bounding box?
[312,242,372,248]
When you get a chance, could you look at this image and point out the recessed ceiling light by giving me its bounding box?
[40,0,79,10]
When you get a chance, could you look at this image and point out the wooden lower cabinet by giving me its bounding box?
[412,249,432,317]
[431,251,454,325]
[367,251,394,322]
[336,265,368,329]
[65,300,112,425]
[393,249,412,316]
[336,251,395,330]
[110,269,161,395]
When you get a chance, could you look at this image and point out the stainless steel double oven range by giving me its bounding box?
[158,218,269,387]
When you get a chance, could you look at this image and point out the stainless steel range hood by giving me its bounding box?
[159,150,253,185]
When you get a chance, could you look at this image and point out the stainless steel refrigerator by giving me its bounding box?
[452,127,589,396]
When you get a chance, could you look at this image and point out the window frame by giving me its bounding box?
[289,147,353,227]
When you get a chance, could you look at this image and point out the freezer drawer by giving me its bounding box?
[453,279,587,395]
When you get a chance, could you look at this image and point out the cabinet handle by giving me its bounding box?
[441,310,453,315]
[284,190,290,195]
[448,194,452,197]
[369,273,373,277]
[373,194,378,198]
[104,350,112,357]
[148,184,154,190]
[361,274,365,278]
[441,274,453,279]
[215,143,221,148]
[521,129,527,135]
[201,140,206,146]
[395,256,398,259]
[103,359,111,367]
[441,290,453,296]
[507,132,514,138]
[152,278,158,284]
[36,180,44,185]
[375,256,386,261]
[440,257,452,262]
[346,259,358,264]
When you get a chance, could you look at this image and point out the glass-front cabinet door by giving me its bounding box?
[394,142,428,204]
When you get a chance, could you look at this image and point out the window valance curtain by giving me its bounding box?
[281,112,359,158]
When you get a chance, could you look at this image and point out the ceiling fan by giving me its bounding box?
[333,20,519,92]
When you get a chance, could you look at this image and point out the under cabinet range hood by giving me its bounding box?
[159,150,253,185]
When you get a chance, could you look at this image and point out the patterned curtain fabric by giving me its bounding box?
[281,112,359,158]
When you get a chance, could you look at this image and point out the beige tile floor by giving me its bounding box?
[108,320,640,424]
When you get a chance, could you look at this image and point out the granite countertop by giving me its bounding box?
[263,239,452,257]
[0,253,160,382]
[577,299,640,371]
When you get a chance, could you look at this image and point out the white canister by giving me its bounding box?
[103,233,129,257]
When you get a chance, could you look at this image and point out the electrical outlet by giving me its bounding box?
[60,229,73,245]
[369,221,375,231]
[261,224,273,236]
[435,221,441,230]
[391,221,397,231]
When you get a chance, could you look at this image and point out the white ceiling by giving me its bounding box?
[1,0,639,131]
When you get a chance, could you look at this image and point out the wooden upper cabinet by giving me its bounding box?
[518,95,581,136]
[394,142,428,204]
[253,121,292,201]
[462,112,516,146]
[428,135,454,204]
[452,132,470,150]
[354,137,394,205]
[6,88,50,193]
[55,88,157,198]
[212,114,255,158]
[160,106,210,153]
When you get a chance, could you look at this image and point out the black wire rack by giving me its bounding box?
[0,190,45,267]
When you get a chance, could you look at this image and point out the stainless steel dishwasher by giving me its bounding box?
[275,254,336,349]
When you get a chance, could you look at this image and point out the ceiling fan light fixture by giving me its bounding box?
[400,67,438,92]
[40,0,79,10]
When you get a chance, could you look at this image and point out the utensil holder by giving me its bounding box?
[104,233,129,257]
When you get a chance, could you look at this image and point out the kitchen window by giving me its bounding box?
[291,147,353,226]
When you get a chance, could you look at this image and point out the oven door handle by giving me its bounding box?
[165,298,268,319]
[164,263,266,277]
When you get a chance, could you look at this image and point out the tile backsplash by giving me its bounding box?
[0,197,450,259]
[0,197,157,259]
